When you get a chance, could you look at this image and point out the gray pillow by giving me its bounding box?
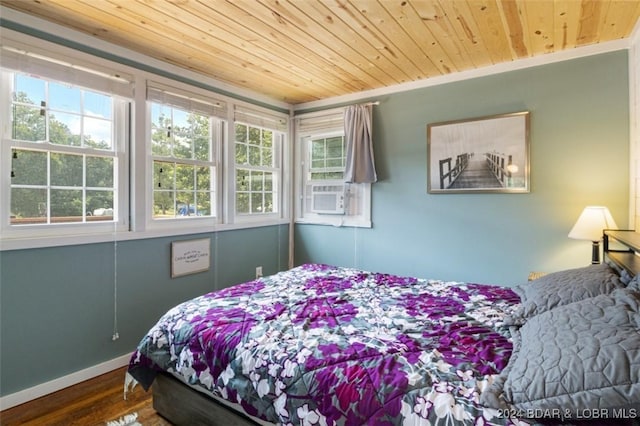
[506,263,623,325]
[481,288,640,419]
[627,274,640,292]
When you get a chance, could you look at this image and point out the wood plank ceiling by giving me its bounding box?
[2,0,640,105]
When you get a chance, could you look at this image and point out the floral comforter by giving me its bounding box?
[128,263,527,425]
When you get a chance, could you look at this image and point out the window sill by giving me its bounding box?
[295,217,372,229]
[0,219,291,251]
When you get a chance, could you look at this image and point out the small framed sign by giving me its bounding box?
[171,238,210,277]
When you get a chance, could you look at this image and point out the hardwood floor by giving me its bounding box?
[0,367,172,426]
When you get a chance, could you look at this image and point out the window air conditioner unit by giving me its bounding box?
[310,184,345,214]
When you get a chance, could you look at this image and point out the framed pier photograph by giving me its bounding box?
[427,111,530,194]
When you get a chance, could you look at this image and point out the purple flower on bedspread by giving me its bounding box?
[446,286,472,301]
[305,344,411,424]
[189,307,256,378]
[402,293,465,319]
[210,280,266,298]
[373,272,418,287]
[423,321,512,375]
[292,296,357,328]
[304,275,354,294]
[300,263,336,272]
[465,283,520,304]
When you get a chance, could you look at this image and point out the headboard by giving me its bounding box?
[603,229,640,278]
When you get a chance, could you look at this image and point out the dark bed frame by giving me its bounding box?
[150,230,640,426]
[152,373,261,426]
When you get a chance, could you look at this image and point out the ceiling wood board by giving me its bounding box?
[1,0,639,105]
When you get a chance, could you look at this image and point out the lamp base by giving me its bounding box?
[591,241,600,264]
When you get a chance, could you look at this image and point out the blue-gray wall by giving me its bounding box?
[295,51,630,286]
[0,225,289,396]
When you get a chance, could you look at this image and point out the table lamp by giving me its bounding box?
[568,206,618,264]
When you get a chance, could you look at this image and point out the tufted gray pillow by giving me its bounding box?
[506,263,623,325]
[481,288,640,420]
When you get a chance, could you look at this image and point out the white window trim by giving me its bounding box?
[143,82,225,232]
[230,104,290,225]
[0,28,292,251]
[295,112,372,228]
[0,62,131,241]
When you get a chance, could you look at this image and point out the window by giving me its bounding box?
[309,135,346,180]
[0,33,291,248]
[295,110,371,227]
[234,123,277,215]
[233,106,288,222]
[1,69,129,236]
[147,84,225,224]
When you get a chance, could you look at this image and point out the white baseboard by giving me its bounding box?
[0,353,132,411]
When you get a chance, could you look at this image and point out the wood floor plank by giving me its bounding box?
[0,367,172,426]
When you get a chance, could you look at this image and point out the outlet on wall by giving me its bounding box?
[256,266,263,278]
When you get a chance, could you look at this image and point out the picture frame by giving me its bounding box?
[427,111,530,193]
[171,238,211,278]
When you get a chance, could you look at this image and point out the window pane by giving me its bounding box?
[248,127,260,145]
[176,192,195,216]
[84,116,112,150]
[261,147,272,166]
[235,123,247,142]
[12,104,45,141]
[311,159,325,169]
[248,145,260,166]
[153,191,174,218]
[50,112,81,146]
[197,192,211,216]
[264,193,273,213]
[84,91,112,119]
[262,130,273,147]
[235,142,247,164]
[311,140,325,161]
[327,159,343,168]
[86,156,114,188]
[237,169,249,190]
[87,190,113,219]
[264,172,273,191]
[251,193,263,213]
[51,189,83,222]
[236,192,249,214]
[250,171,263,191]
[49,82,81,113]
[11,149,47,185]
[10,188,47,224]
[151,103,171,156]
[14,74,45,105]
[172,108,192,159]
[154,161,175,190]
[176,164,194,190]
[194,116,211,161]
[51,153,83,187]
[311,171,343,180]
[196,166,211,190]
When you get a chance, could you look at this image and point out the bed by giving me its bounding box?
[127,230,640,425]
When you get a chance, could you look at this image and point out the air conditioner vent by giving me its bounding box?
[310,184,345,214]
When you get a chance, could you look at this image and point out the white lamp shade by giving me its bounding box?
[568,206,618,242]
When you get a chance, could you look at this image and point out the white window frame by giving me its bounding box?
[231,105,289,225]
[0,41,132,241]
[295,109,372,228]
[0,28,291,250]
[144,82,225,232]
